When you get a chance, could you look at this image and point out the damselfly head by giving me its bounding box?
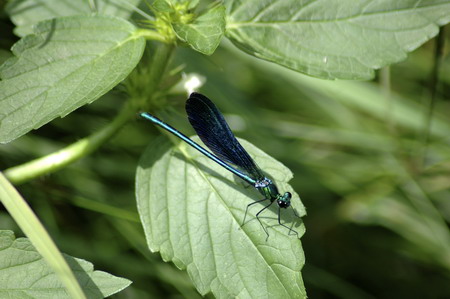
[277,192,292,208]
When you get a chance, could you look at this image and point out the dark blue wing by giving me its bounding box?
[186,93,264,181]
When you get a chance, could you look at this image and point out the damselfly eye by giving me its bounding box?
[277,199,290,208]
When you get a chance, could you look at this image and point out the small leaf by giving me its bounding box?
[136,136,306,298]
[187,0,200,10]
[173,5,226,55]
[0,15,145,143]
[6,0,142,37]
[153,0,176,13]
[225,0,450,79]
[0,230,131,298]
[153,0,199,12]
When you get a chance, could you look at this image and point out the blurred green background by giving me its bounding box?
[1,8,450,297]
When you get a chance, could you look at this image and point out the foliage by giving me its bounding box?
[0,0,449,298]
[0,15,145,143]
[0,230,130,298]
[6,0,141,36]
[136,136,306,297]
[226,0,450,79]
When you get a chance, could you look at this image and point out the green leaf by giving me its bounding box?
[136,136,306,298]
[173,5,226,55]
[153,0,176,13]
[0,230,131,298]
[187,0,200,10]
[225,0,450,80]
[6,0,142,37]
[153,0,199,12]
[0,15,145,143]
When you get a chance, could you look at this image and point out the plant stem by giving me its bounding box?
[4,104,133,185]
[4,43,174,185]
[421,27,446,169]
[147,43,174,96]
[379,66,396,133]
[136,29,167,43]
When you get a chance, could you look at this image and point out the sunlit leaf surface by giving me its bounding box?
[173,5,226,55]
[6,0,142,36]
[136,136,306,298]
[0,230,131,298]
[0,15,145,143]
[225,0,450,79]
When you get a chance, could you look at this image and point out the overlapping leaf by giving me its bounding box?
[225,0,450,79]
[6,0,142,36]
[0,15,145,143]
[153,0,199,12]
[173,5,226,55]
[0,230,131,298]
[136,136,306,298]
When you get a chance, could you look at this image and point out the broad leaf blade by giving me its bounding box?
[225,0,450,80]
[136,136,306,298]
[173,5,226,55]
[0,15,145,143]
[6,0,142,37]
[0,230,131,298]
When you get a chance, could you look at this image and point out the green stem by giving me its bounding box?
[379,66,395,133]
[135,29,168,43]
[4,104,133,185]
[4,43,174,185]
[147,43,174,96]
[421,27,446,169]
